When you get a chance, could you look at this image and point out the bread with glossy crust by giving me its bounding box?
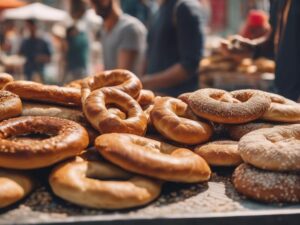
[0,91,22,121]
[96,133,211,183]
[0,116,89,169]
[0,73,14,89]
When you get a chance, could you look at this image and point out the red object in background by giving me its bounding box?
[240,10,270,40]
[210,0,227,32]
[0,0,26,10]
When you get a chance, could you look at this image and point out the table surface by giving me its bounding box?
[0,167,299,225]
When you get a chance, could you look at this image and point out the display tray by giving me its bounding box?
[0,167,299,225]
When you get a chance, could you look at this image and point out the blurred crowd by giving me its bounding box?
[0,0,299,101]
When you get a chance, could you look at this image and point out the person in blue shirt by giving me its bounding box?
[141,0,204,97]
[19,19,51,82]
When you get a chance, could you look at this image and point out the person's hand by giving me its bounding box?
[35,55,50,64]
[220,35,256,61]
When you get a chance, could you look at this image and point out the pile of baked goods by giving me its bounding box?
[0,69,299,210]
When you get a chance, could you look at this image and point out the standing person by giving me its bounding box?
[19,19,52,82]
[141,0,204,96]
[222,0,300,101]
[90,0,147,75]
[65,26,89,83]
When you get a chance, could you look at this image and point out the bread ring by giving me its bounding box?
[194,140,242,166]
[0,116,89,169]
[22,101,98,146]
[49,154,161,209]
[189,88,270,124]
[0,73,14,89]
[0,169,34,208]
[239,124,300,171]
[87,69,142,98]
[137,89,155,108]
[82,87,147,136]
[96,133,211,183]
[4,81,81,106]
[150,97,213,144]
[233,163,300,203]
[232,89,300,123]
[64,77,91,89]
[227,121,276,140]
[0,91,22,121]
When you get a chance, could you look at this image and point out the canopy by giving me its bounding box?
[3,2,67,21]
[0,0,26,10]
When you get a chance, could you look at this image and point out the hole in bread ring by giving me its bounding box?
[49,155,162,209]
[0,116,89,169]
[0,169,34,208]
[96,133,211,183]
[82,87,147,136]
[239,124,300,171]
[87,69,142,98]
[189,88,271,124]
[150,97,213,144]
[233,163,300,203]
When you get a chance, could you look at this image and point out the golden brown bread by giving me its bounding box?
[96,133,211,183]
[0,116,89,169]
[0,73,14,89]
[0,169,34,208]
[0,91,22,121]
[150,97,213,144]
[4,81,81,106]
[49,153,162,209]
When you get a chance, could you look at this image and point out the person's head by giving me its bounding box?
[26,19,37,37]
[66,26,79,40]
[70,0,87,20]
[90,0,120,20]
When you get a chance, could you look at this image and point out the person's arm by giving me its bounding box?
[142,1,203,89]
[117,23,146,74]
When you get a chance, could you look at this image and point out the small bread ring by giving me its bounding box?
[137,89,155,108]
[82,87,147,136]
[49,154,162,209]
[87,69,142,98]
[0,91,22,121]
[227,121,276,140]
[21,101,98,146]
[239,124,300,171]
[4,81,81,106]
[0,169,34,208]
[233,163,300,203]
[150,97,213,144]
[0,73,14,89]
[231,90,300,123]
[194,140,242,166]
[189,88,270,124]
[0,116,89,169]
[96,133,211,183]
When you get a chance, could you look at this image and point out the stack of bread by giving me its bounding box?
[0,69,299,210]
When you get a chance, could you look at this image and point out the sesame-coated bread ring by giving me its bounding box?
[195,140,242,166]
[0,169,34,208]
[82,87,147,136]
[150,97,213,144]
[233,163,300,203]
[87,69,142,98]
[49,154,162,209]
[137,89,155,108]
[0,91,22,121]
[227,121,276,140]
[0,116,89,169]
[96,133,211,183]
[189,88,271,124]
[4,81,81,106]
[239,124,300,171]
[21,101,98,146]
[0,73,14,89]
[231,89,300,123]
